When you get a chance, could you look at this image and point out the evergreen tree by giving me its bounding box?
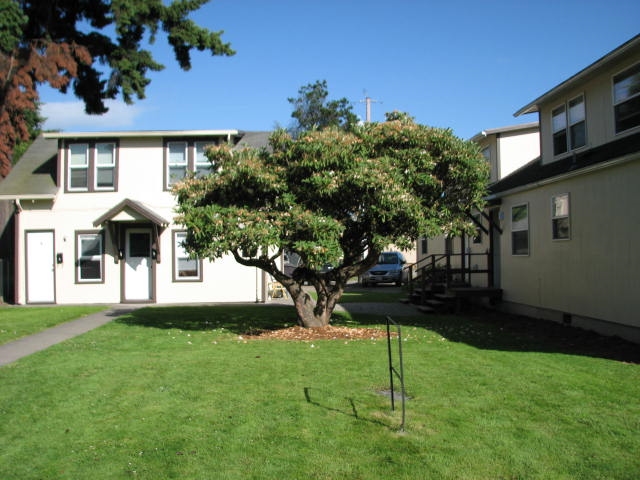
[0,0,234,177]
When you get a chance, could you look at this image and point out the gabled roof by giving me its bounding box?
[488,131,640,196]
[232,131,271,150]
[515,34,640,116]
[93,199,169,227]
[0,135,58,200]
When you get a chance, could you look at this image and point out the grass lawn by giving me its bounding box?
[0,305,107,345]
[0,304,638,479]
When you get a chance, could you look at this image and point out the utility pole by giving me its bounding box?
[360,93,381,123]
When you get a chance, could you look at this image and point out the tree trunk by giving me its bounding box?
[288,280,343,328]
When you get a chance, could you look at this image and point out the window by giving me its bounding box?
[195,142,212,177]
[613,62,640,133]
[66,141,117,192]
[420,237,428,255]
[552,95,586,155]
[68,143,89,190]
[173,231,202,281]
[552,194,570,240]
[95,143,116,189]
[167,142,188,187]
[511,204,529,255]
[568,96,586,149]
[164,139,218,189]
[76,232,103,283]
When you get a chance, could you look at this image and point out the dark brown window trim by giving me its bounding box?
[75,230,106,284]
[64,139,119,193]
[163,137,222,191]
[172,229,203,282]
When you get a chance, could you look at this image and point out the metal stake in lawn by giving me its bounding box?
[386,315,406,431]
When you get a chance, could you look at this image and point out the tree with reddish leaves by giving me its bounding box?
[0,0,234,177]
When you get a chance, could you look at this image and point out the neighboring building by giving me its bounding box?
[471,122,540,183]
[415,122,540,288]
[488,34,640,342]
[0,130,271,305]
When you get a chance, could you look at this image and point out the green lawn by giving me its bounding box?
[0,305,107,345]
[0,304,638,479]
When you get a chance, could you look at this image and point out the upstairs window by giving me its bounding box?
[568,96,586,149]
[551,194,570,240]
[613,62,640,133]
[167,141,188,187]
[552,95,586,156]
[195,142,212,177]
[165,139,217,189]
[95,143,116,190]
[66,142,117,192]
[68,143,89,190]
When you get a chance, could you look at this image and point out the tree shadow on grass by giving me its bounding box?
[114,303,640,364]
[115,304,301,336]
[398,309,640,364]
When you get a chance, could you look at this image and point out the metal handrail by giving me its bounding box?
[386,315,406,431]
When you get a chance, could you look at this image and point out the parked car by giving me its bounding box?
[360,251,406,286]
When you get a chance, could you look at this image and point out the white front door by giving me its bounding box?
[124,228,153,301]
[26,231,55,303]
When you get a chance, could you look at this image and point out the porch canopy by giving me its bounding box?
[93,199,170,262]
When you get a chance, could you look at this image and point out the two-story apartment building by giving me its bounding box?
[0,130,271,305]
[488,34,640,342]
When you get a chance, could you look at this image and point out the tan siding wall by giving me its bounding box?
[539,51,640,165]
[497,158,640,329]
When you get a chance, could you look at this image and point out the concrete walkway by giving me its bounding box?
[0,306,140,367]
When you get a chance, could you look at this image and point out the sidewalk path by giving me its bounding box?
[0,307,140,367]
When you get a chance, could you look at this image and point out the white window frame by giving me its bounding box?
[568,95,586,150]
[511,203,529,256]
[68,143,89,191]
[552,94,586,156]
[613,62,640,134]
[173,231,202,282]
[95,142,116,190]
[167,141,188,188]
[194,141,212,178]
[76,232,103,283]
[551,194,571,241]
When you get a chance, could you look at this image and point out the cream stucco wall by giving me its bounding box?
[14,136,263,305]
[497,130,540,178]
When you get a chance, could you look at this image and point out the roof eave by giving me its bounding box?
[514,34,640,118]
[0,194,56,201]
[44,129,240,140]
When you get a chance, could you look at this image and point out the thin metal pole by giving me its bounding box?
[386,318,395,411]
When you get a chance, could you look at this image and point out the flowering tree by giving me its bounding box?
[0,0,233,177]
[174,113,489,328]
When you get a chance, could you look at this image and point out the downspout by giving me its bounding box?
[13,199,22,304]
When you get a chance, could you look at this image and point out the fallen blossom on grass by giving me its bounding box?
[245,325,395,341]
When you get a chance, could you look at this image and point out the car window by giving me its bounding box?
[379,253,398,264]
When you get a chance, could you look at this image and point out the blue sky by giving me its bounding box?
[40,0,640,140]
